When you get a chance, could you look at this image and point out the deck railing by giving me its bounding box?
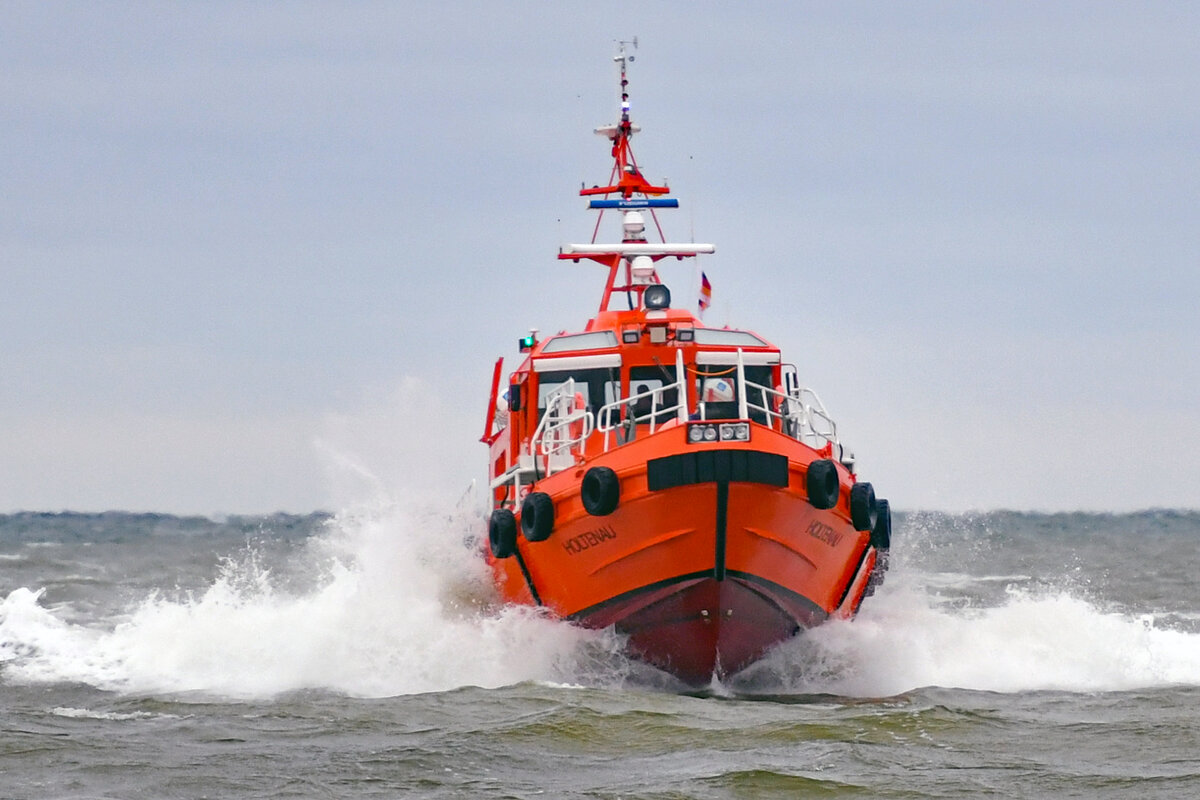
[595,349,689,450]
[741,367,838,450]
[492,349,841,497]
[531,378,595,474]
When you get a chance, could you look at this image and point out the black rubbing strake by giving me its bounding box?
[647,450,788,491]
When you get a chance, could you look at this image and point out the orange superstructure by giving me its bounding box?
[480,44,891,686]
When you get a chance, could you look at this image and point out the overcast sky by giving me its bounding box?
[3,2,1198,514]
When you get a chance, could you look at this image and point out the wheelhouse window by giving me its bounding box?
[628,365,680,425]
[741,365,774,425]
[539,331,619,353]
[694,366,738,420]
[536,368,621,419]
[693,364,774,423]
[691,329,769,347]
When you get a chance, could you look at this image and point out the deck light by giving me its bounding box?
[719,422,751,442]
[676,327,694,342]
[622,329,640,344]
[687,421,751,444]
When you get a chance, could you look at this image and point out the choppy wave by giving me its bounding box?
[0,502,626,698]
[3,507,1200,699]
[735,579,1200,696]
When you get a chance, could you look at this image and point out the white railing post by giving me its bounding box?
[736,348,749,421]
[675,348,688,423]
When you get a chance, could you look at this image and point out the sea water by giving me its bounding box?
[3,505,1200,798]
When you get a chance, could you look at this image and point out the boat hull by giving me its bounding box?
[578,573,821,686]
[489,423,880,686]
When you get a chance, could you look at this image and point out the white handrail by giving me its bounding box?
[740,373,839,450]
[487,358,838,509]
[513,353,838,474]
[595,349,688,451]
[736,348,749,421]
[674,348,688,424]
[531,379,594,474]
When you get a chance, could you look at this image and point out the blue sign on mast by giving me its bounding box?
[587,198,679,210]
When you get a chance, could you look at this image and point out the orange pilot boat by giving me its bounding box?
[480,46,892,687]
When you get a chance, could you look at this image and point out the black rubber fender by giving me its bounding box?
[849,482,878,532]
[870,498,892,550]
[864,499,892,597]
[581,466,620,516]
[489,508,517,559]
[806,459,839,510]
[520,491,555,542]
[850,481,878,532]
[864,548,889,597]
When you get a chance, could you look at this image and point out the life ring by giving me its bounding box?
[805,459,839,510]
[581,466,620,516]
[489,508,517,559]
[849,481,878,532]
[521,491,555,542]
[870,498,892,550]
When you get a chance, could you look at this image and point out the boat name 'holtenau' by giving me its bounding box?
[563,525,619,555]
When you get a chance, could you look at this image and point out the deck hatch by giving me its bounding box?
[647,450,788,491]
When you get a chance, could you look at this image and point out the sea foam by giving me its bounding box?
[0,498,621,698]
[734,571,1200,696]
[6,501,1200,699]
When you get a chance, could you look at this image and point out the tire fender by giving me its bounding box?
[581,466,620,516]
[850,481,878,532]
[870,498,892,550]
[520,491,555,542]
[489,508,517,559]
[806,459,839,510]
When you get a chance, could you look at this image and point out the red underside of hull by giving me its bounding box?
[574,574,826,687]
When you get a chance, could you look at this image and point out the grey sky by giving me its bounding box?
[3,2,1198,513]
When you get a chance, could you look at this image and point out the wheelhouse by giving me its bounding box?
[484,313,840,508]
